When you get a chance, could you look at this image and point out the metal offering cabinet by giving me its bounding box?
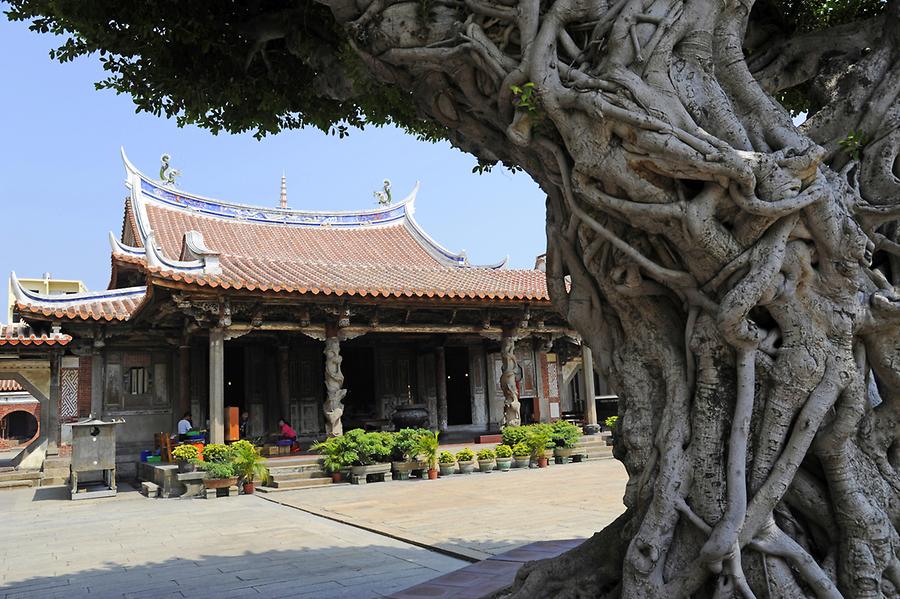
[69,418,122,500]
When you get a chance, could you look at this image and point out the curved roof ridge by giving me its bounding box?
[122,147,417,228]
[10,272,145,305]
[402,201,508,269]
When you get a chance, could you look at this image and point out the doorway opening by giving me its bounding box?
[224,346,246,413]
[445,347,472,425]
[0,411,39,445]
[343,347,376,423]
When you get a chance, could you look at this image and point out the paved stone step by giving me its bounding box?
[0,470,41,482]
[42,467,70,476]
[270,477,332,490]
[267,463,324,476]
[269,470,329,480]
[44,457,71,468]
[264,456,321,467]
[41,477,69,486]
[0,479,34,491]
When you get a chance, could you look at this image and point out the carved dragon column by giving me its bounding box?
[435,346,448,432]
[500,330,521,427]
[323,324,347,436]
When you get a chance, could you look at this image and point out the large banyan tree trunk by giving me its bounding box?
[321,0,900,596]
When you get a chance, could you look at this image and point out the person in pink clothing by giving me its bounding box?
[278,418,297,441]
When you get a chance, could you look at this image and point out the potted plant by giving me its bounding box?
[414,430,440,480]
[526,427,552,468]
[312,435,355,483]
[550,420,583,463]
[195,443,237,490]
[476,448,496,473]
[501,425,529,448]
[231,440,268,494]
[172,444,199,473]
[605,415,620,446]
[345,429,394,484]
[391,428,429,480]
[512,442,531,468]
[455,447,476,474]
[438,450,457,476]
[495,444,513,471]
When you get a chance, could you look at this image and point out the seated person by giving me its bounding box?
[277,418,300,452]
[239,411,250,439]
[278,418,297,441]
[176,412,192,440]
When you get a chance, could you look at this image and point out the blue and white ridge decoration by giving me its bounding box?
[118,148,508,271]
[9,271,145,308]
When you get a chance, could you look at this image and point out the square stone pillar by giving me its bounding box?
[208,327,225,444]
[47,351,61,454]
[581,344,598,426]
[90,352,104,419]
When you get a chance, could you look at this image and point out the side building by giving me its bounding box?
[7,152,600,475]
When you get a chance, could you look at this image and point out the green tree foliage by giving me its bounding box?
[7,0,885,140]
[4,0,443,140]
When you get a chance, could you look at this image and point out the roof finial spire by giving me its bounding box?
[280,172,287,209]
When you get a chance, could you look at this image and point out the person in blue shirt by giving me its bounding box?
[177,412,192,439]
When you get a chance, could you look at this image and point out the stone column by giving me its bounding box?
[277,344,291,422]
[90,351,104,419]
[178,344,191,424]
[48,351,61,453]
[208,327,225,444]
[582,344,598,429]
[500,331,521,427]
[323,328,346,436]
[435,346,448,431]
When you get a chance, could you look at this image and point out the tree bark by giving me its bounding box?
[322,0,900,596]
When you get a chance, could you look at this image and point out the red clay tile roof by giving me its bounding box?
[11,280,146,322]
[0,380,24,392]
[138,203,549,300]
[0,323,72,346]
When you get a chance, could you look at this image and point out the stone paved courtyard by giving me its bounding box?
[265,457,627,561]
[0,458,626,598]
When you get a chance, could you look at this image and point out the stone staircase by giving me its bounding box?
[256,456,332,493]
[0,467,42,491]
[41,456,71,486]
[575,434,614,460]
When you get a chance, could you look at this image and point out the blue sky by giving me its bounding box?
[0,17,547,310]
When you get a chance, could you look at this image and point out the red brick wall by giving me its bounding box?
[539,352,561,421]
[77,357,92,417]
[0,402,40,449]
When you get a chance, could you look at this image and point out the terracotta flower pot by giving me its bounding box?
[537,457,549,468]
[331,471,343,483]
[427,468,438,480]
[242,482,255,494]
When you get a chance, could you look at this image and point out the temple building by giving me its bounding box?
[4,151,602,475]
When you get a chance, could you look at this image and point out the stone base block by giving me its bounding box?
[203,485,239,499]
[140,481,160,498]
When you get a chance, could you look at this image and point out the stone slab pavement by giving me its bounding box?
[264,457,628,562]
[0,484,466,599]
